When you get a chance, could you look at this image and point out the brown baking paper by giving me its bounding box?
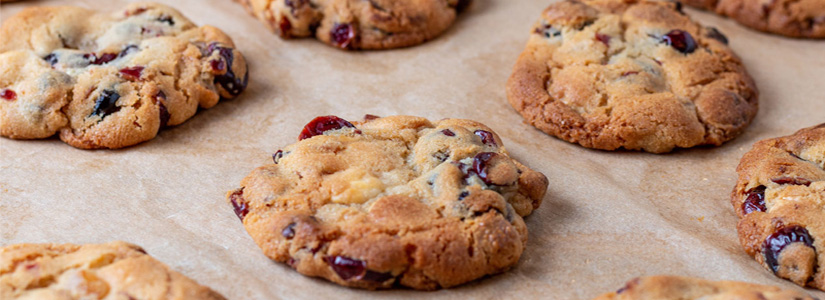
[1,0,824,298]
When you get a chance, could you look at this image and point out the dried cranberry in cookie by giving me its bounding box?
[227,115,548,290]
[235,0,472,50]
[0,2,249,149]
[507,0,758,153]
[732,124,825,290]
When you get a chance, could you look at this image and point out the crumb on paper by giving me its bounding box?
[697,216,705,222]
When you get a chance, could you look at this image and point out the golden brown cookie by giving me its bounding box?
[733,123,825,291]
[682,0,825,38]
[0,241,225,299]
[227,115,548,289]
[235,0,471,50]
[506,0,758,153]
[594,275,817,299]
[0,2,248,149]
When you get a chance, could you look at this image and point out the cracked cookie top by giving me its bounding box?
[683,0,825,38]
[227,115,548,290]
[235,0,471,50]
[506,0,758,153]
[0,241,225,300]
[594,275,817,299]
[0,2,248,149]
[733,123,825,291]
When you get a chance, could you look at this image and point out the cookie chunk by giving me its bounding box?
[235,0,470,50]
[682,0,825,38]
[506,0,758,153]
[0,241,225,299]
[594,275,816,299]
[227,115,548,290]
[732,123,825,290]
[0,2,248,149]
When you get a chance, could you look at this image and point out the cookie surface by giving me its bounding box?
[682,0,825,38]
[0,2,248,149]
[0,241,225,299]
[733,123,825,291]
[506,0,758,153]
[227,115,548,290]
[235,0,470,50]
[594,275,816,299]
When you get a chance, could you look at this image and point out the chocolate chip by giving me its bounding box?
[458,191,469,200]
[441,129,455,136]
[706,27,728,44]
[207,43,248,98]
[324,256,365,280]
[157,15,174,25]
[272,150,284,164]
[92,90,121,118]
[43,53,58,65]
[154,91,170,128]
[771,177,812,186]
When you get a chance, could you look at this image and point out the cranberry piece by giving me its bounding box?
[154,91,170,128]
[324,256,366,280]
[229,189,248,221]
[210,59,225,72]
[206,43,248,98]
[92,53,118,65]
[763,225,815,273]
[673,1,684,14]
[362,270,393,283]
[771,177,812,186]
[472,152,498,185]
[660,30,697,54]
[595,33,611,46]
[330,23,355,49]
[298,116,356,140]
[92,90,121,118]
[363,114,380,121]
[272,150,284,164]
[743,185,766,214]
[474,130,497,147]
[118,66,144,81]
[452,161,471,179]
[282,223,296,239]
[706,27,728,44]
[279,16,293,37]
[621,71,639,77]
[441,129,455,136]
[43,53,58,65]
[157,15,174,26]
[1,89,17,101]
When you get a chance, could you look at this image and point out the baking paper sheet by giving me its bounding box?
[2,0,825,298]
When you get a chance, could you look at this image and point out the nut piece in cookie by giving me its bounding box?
[594,275,818,299]
[732,123,825,290]
[506,0,758,153]
[0,241,225,299]
[0,2,249,149]
[235,0,471,50]
[226,115,549,289]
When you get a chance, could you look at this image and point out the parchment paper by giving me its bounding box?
[1,0,824,298]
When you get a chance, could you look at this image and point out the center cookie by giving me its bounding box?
[507,0,758,153]
[733,123,825,291]
[235,0,471,50]
[227,115,548,290]
[0,3,248,149]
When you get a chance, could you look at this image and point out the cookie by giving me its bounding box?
[0,2,248,149]
[506,0,758,153]
[732,123,825,290]
[594,275,817,299]
[227,115,548,290]
[235,0,471,50]
[682,0,825,38]
[0,241,225,299]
